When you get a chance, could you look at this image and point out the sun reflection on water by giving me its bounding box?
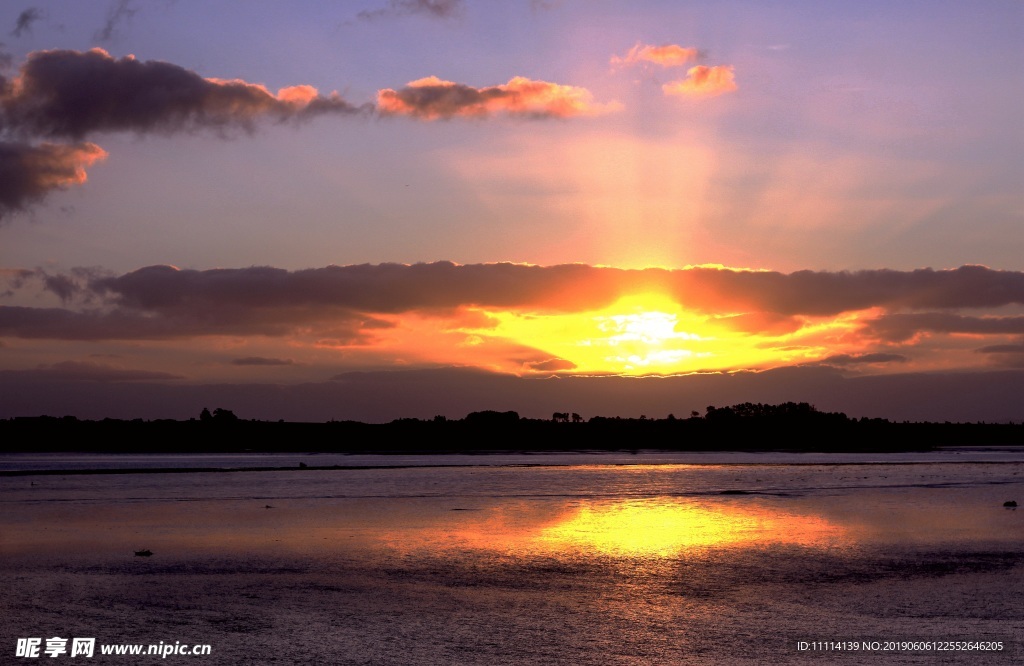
[379,498,851,558]
[530,499,848,556]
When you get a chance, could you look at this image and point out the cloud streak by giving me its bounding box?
[863,313,1024,342]
[378,76,618,119]
[11,8,44,37]
[231,357,296,366]
[357,0,463,22]
[94,0,138,42]
[819,352,909,366]
[977,341,1024,354]
[611,43,700,68]
[0,360,181,382]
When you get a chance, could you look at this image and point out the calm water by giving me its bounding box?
[2,452,1022,664]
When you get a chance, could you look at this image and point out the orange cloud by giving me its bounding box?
[21,142,106,188]
[377,76,618,119]
[611,43,700,68]
[275,84,320,107]
[663,65,737,97]
[0,142,107,219]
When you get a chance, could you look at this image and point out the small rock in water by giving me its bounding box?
[1003,500,1017,508]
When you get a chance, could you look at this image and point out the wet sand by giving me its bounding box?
[2,454,1022,664]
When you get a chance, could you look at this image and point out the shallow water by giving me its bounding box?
[2,453,1022,664]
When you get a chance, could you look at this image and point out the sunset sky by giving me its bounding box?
[1,0,1022,422]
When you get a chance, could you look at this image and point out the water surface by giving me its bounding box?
[2,452,1021,664]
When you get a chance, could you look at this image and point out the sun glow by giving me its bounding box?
[594,308,706,368]
[301,291,872,377]
[474,292,837,375]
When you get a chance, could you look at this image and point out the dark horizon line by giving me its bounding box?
[7,400,1022,426]
[4,402,1021,455]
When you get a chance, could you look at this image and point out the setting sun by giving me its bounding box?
[452,291,848,375]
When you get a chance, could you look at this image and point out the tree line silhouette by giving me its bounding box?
[2,402,1021,454]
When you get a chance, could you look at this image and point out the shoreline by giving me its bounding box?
[4,446,1024,476]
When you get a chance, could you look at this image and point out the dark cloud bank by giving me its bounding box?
[3,262,1022,340]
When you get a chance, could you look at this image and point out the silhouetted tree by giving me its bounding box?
[212,408,238,422]
[465,410,520,425]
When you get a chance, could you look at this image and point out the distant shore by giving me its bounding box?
[4,402,1022,453]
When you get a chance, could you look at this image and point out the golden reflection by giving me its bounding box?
[531,499,847,556]
[377,498,849,557]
